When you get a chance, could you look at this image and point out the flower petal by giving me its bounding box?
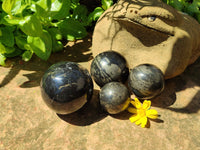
[140,117,148,128]
[131,98,141,108]
[135,116,147,127]
[130,100,136,107]
[127,107,137,114]
[146,109,158,119]
[129,114,140,123]
[135,119,142,125]
[142,100,151,110]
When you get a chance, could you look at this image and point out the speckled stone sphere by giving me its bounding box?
[128,64,165,100]
[90,51,129,87]
[40,62,93,115]
[99,82,130,114]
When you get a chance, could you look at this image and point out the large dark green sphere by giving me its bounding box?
[99,82,130,114]
[90,51,129,87]
[40,62,93,114]
[128,64,165,99]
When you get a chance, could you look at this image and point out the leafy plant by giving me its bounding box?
[163,0,200,23]
[0,0,199,66]
[0,0,113,65]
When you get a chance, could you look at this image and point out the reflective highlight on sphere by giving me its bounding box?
[90,51,129,87]
[40,62,93,114]
[128,64,165,100]
[99,82,130,114]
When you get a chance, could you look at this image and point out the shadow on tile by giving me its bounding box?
[167,91,200,114]
[1,36,200,115]
[57,90,108,126]
[151,57,200,114]
[0,36,93,88]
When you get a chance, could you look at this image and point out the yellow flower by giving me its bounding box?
[127,98,158,128]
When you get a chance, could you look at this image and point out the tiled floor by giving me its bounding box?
[0,37,200,150]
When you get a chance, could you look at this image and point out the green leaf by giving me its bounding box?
[72,5,88,25]
[53,40,63,52]
[10,0,22,14]
[15,33,27,50]
[27,30,52,60]
[71,0,79,4]
[52,0,71,20]
[185,0,200,15]
[19,15,43,37]
[194,0,200,7]
[11,0,29,16]
[0,42,15,54]
[101,0,113,10]
[0,53,6,66]
[70,0,80,9]
[163,0,200,23]
[0,42,6,54]
[0,26,15,47]
[88,7,104,23]
[47,28,63,52]
[2,0,16,15]
[22,50,33,61]
[58,18,87,41]
[48,28,62,40]
[2,15,22,25]
[196,13,200,23]
[35,0,71,20]
[4,47,22,57]
[34,0,52,18]
[168,0,184,11]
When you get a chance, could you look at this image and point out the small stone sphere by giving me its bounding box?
[40,62,93,115]
[99,82,131,114]
[128,64,165,100]
[90,51,129,87]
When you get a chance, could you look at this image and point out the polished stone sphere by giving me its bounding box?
[99,82,130,114]
[90,51,129,87]
[128,64,165,100]
[40,62,93,114]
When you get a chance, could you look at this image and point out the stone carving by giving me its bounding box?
[92,0,200,79]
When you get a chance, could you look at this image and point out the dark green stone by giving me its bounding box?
[128,64,165,99]
[99,82,130,114]
[90,51,129,87]
[40,62,93,114]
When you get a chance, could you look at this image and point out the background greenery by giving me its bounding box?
[0,0,199,66]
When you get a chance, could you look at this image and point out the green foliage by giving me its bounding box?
[0,0,113,65]
[88,0,113,22]
[163,0,200,23]
[102,0,113,10]
[1,0,198,66]
[58,18,87,41]
[0,53,6,66]
[27,30,52,61]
